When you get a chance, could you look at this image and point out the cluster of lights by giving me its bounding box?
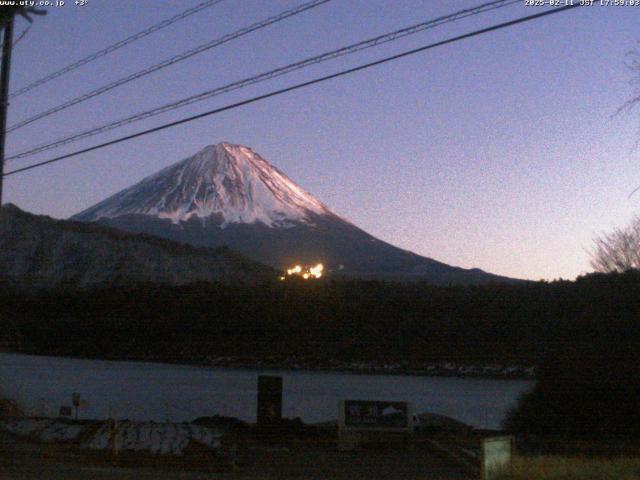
[279,263,324,280]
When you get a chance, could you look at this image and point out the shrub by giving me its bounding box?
[504,346,640,439]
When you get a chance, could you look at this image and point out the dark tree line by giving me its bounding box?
[504,342,640,440]
[1,271,640,367]
[3,272,640,438]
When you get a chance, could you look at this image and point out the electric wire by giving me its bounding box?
[7,0,332,133]
[9,0,225,98]
[7,0,519,161]
[3,4,581,178]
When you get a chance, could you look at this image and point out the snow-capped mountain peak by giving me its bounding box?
[74,142,333,228]
[72,142,519,284]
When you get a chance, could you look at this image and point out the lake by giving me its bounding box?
[0,353,533,429]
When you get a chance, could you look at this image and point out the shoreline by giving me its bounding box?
[1,350,536,380]
[204,358,536,380]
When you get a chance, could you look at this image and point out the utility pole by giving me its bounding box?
[0,6,45,205]
[0,14,14,205]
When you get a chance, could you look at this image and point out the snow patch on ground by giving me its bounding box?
[0,418,225,455]
[83,420,224,455]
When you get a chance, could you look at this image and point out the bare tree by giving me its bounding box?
[618,48,640,116]
[589,50,640,273]
[590,216,640,273]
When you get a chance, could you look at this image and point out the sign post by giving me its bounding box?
[111,419,119,457]
[72,393,80,420]
[59,406,72,418]
[257,376,282,426]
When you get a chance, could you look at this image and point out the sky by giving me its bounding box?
[3,0,639,281]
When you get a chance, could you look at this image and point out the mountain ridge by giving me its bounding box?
[0,203,273,289]
[73,142,521,285]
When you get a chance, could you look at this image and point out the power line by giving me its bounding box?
[3,4,580,178]
[7,0,519,161]
[7,0,332,133]
[9,0,225,99]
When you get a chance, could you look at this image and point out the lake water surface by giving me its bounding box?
[0,353,533,429]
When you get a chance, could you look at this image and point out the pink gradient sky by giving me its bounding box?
[3,0,639,281]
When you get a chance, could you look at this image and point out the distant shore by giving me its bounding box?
[202,356,536,380]
[2,350,536,380]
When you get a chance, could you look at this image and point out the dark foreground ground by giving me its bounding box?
[0,428,473,480]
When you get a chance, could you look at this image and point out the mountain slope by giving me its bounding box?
[76,143,332,227]
[73,142,518,285]
[0,204,273,289]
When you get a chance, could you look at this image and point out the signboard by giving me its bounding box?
[59,406,72,417]
[342,400,411,429]
[481,436,513,480]
[257,375,282,426]
[338,400,413,451]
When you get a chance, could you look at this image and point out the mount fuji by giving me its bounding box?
[73,142,515,284]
